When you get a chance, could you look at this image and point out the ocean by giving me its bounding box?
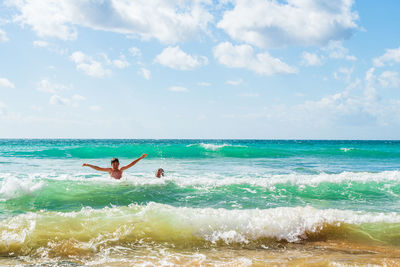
[1,139,400,266]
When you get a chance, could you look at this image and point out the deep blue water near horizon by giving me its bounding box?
[1,139,400,265]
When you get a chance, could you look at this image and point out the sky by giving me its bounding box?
[0,0,400,139]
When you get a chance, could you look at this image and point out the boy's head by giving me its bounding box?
[156,168,164,178]
[111,158,119,169]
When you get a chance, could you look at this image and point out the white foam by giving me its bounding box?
[186,143,247,151]
[340,148,354,152]
[142,170,400,189]
[4,170,400,190]
[128,203,400,243]
[0,175,44,200]
[2,203,400,245]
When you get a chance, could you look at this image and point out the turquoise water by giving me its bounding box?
[1,139,400,265]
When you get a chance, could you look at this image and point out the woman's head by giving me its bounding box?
[156,168,164,178]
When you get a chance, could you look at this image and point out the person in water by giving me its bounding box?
[155,168,164,178]
[82,154,147,179]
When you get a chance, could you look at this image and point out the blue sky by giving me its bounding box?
[0,0,399,139]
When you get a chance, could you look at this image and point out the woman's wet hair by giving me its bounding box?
[156,168,164,177]
[111,158,119,164]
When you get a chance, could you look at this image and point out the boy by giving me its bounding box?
[82,153,147,179]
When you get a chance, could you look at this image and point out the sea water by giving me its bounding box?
[1,139,400,266]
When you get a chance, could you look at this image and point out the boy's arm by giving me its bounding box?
[120,154,147,171]
[82,163,111,172]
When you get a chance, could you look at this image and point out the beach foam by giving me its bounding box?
[0,175,44,201]
[1,203,400,256]
[6,170,400,187]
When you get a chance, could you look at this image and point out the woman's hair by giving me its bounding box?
[111,158,119,164]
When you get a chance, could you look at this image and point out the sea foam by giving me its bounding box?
[1,203,400,252]
[0,175,44,200]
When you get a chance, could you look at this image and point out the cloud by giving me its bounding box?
[169,86,188,92]
[32,40,68,55]
[230,66,400,133]
[90,105,102,112]
[110,55,130,69]
[49,94,70,106]
[155,46,208,70]
[72,94,85,101]
[0,78,15,88]
[9,0,213,43]
[129,46,141,57]
[49,93,85,107]
[364,68,379,103]
[36,78,68,93]
[0,29,9,42]
[33,40,49,47]
[213,42,297,75]
[70,51,111,77]
[238,92,259,97]
[197,82,211,86]
[138,68,151,80]
[373,46,400,67]
[301,52,322,66]
[379,71,400,88]
[258,77,380,129]
[217,0,358,48]
[323,41,356,61]
[226,78,243,86]
[333,67,354,82]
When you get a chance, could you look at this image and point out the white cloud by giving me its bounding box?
[49,94,70,106]
[129,47,141,57]
[217,0,358,48]
[226,78,243,86]
[238,92,259,97]
[333,67,354,82]
[258,76,381,129]
[90,105,102,112]
[70,51,131,77]
[111,56,130,69]
[379,71,400,88]
[32,40,67,55]
[301,52,322,66]
[138,68,151,80]
[70,51,111,78]
[72,94,85,101]
[0,78,15,88]
[229,66,400,133]
[101,53,130,69]
[213,42,297,75]
[198,82,211,86]
[36,78,68,93]
[49,93,84,107]
[33,40,49,47]
[0,29,9,42]
[9,0,213,43]
[155,46,208,70]
[373,46,400,67]
[169,86,188,92]
[323,41,356,61]
[364,68,378,103]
